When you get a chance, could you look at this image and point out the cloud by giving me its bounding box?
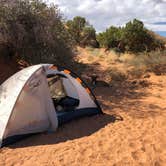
[47,0,166,32]
[146,24,166,31]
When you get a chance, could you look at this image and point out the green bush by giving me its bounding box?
[97,19,165,53]
[0,0,74,65]
[66,16,99,47]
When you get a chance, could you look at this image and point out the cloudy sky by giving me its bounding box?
[47,0,166,36]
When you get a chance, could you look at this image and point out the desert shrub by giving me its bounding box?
[97,19,165,53]
[97,26,123,50]
[0,0,74,66]
[66,16,99,48]
[66,16,86,44]
[122,19,164,52]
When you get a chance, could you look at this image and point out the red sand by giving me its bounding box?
[0,50,166,165]
[0,73,166,166]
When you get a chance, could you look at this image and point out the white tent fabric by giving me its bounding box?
[62,73,96,109]
[0,65,58,147]
[0,64,99,147]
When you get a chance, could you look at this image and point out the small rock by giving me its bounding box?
[143,73,150,78]
[131,80,137,85]
[155,72,161,76]
[139,80,149,87]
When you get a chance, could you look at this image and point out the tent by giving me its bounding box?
[0,64,102,147]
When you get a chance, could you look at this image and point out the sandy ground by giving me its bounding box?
[0,50,166,166]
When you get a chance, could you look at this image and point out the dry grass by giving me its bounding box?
[77,47,166,81]
[126,51,166,69]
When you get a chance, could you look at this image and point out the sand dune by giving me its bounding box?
[0,72,166,166]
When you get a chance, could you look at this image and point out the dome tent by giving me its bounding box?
[0,64,102,147]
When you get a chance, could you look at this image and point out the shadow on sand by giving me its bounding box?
[8,113,123,149]
[95,84,165,119]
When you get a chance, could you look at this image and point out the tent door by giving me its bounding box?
[47,74,79,112]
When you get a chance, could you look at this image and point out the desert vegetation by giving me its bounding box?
[0,0,73,66]
[66,16,99,48]
[0,0,165,69]
[0,0,166,83]
[97,19,165,53]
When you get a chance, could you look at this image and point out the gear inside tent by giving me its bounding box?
[0,64,102,147]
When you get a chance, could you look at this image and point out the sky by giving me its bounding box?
[47,0,166,37]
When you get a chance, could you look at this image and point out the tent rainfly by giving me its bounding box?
[0,64,102,147]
